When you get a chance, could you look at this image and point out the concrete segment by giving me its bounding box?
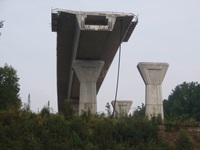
[111,100,132,116]
[137,62,169,119]
[73,60,104,114]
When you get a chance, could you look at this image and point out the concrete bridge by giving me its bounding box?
[51,9,138,114]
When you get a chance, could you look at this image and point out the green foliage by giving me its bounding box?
[0,20,4,37]
[0,99,197,150]
[91,118,114,149]
[157,137,175,150]
[176,130,194,150]
[40,106,50,116]
[164,82,200,121]
[62,103,74,120]
[0,20,4,29]
[0,64,21,110]
[0,108,197,149]
[113,116,159,148]
[133,103,145,117]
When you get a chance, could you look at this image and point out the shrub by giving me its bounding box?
[176,130,194,150]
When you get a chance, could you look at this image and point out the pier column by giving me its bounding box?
[72,60,104,115]
[137,62,169,119]
[111,100,132,116]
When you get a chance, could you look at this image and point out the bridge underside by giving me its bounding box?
[52,9,138,112]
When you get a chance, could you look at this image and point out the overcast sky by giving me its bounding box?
[1,0,200,113]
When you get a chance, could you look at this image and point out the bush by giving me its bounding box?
[177,130,194,150]
[0,109,197,149]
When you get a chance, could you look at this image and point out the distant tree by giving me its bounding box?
[0,21,4,28]
[164,82,200,121]
[0,64,21,110]
[133,103,145,117]
[40,106,50,116]
[0,20,4,36]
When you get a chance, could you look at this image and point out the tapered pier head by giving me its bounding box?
[72,60,104,114]
[137,62,169,85]
[111,100,132,116]
[137,62,169,119]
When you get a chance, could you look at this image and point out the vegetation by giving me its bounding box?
[133,103,145,117]
[0,108,170,149]
[1,106,200,150]
[0,20,3,28]
[177,130,194,150]
[0,64,21,110]
[0,20,4,36]
[164,82,200,121]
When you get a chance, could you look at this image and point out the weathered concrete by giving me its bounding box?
[72,60,104,114]
[111,100,132,116]
[137,62,169,119]
[51,9,138,113]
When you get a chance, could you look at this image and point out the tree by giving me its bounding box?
[177,130,194,150]
[164,82,200,121]
[0,20,4,36]
[133,103,145,117]
[0,21,4,28]
[0,64,21,110]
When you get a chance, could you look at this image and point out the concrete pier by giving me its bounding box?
[111,100,132,116]
[72,60,104,114]
[137,62,169,119]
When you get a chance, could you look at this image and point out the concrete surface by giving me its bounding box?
[137,62,169,119]
[111,100,133,116]
[73,60,104,114]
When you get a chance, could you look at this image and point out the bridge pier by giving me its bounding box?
[72,60,104,115]
[111,100,132,116]
[137,62,169,119]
